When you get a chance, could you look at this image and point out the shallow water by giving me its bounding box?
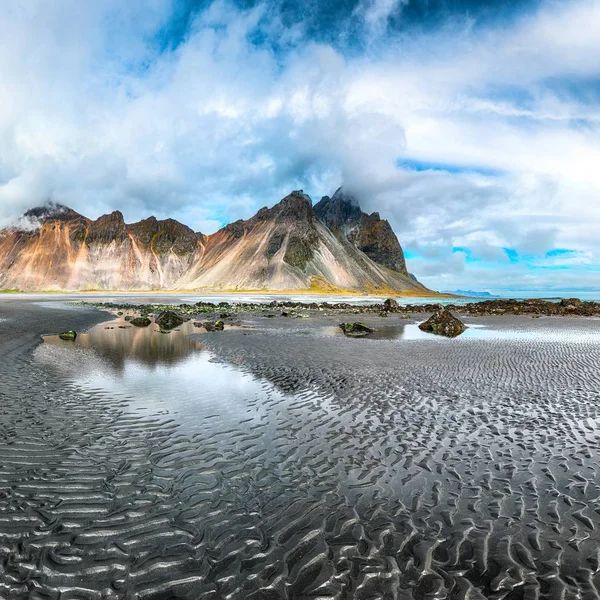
[15,291,485,307]
[5,313,600,598]
[324,320,600,341]
[39,318,277,431]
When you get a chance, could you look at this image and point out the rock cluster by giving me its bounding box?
[156,311,184,330]
[202,320,225,332]
[130,317,151,327]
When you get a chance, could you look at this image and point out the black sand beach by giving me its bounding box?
[2,296,600,599]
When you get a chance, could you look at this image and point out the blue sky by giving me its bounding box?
[0,0,599,293]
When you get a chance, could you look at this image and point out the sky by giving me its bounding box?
[0,0,599,293]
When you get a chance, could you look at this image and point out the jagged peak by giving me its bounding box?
[314,188,362,227]
[95,210,125,224]
[252,190,314,224]
[25,201,83,219]
[330,186,361,208]
[12,201,84,232]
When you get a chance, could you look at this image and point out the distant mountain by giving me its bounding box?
[445,290,500,298]
[0,189,432,294]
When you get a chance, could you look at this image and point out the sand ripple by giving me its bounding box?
[1,311,600,598]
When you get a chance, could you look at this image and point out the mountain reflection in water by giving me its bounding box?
[42,317,203,373]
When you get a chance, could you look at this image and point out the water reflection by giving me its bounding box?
[43,316,203,373]
[323,321,600,341]
[38,315,269,429]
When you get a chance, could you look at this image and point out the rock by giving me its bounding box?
[383,298,399,311]
[281,311,289,317]
[560,297,581,306]
[156,311,184,330]
[59,330,77,341]
[130,317,151,327]
[203,320,225,332]
[339,322,374,337]
[418,309,466,337]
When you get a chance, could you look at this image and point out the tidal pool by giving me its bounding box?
[37,316,268,430]
[323,320,600,341]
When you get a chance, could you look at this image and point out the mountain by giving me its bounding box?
[0,191,431,294]
[444,290,500,298]
[314,188,407,274]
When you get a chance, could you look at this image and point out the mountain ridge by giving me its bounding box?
[0,189,433,294]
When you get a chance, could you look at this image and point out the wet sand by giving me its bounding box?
[1,297,600,599]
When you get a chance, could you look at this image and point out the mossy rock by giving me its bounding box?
[156,311,184,330]
[418,309,466,337]
[59,330,77,341]
[203,320,225,332]
[339,322,374,337]
[130,317,151,327]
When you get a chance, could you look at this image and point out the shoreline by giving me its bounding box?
[0,288,456,298]
[72,295,600,319]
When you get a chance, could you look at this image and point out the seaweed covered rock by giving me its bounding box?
[203,320,225,332]
[59,330,77,341]
[383,298,399,311]
[130,317,151,327]
[339,322,374,337]
[156,311,184,330]
[419,309,466,337]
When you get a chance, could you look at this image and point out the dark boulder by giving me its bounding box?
[156,311,184,330]
[203,320,225,332]
[130,317,151,327]
[383,298,399,311]
[339,322,374,337]
[560,297,581,306]
[58,330,77,341]
[419,309,466,337]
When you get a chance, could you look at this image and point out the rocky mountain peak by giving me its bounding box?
[86,210,128,245]
[330,186,361,208]
[255,190,314,223]
[314,188,363,231]
[314,187,407,275]
[21,201,84,225]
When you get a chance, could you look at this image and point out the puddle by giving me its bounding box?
[322,321,600,341]
[36,315,266,429]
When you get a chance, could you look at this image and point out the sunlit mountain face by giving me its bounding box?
[0,190,428,293]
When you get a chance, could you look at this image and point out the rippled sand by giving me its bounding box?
[1,298,600,599]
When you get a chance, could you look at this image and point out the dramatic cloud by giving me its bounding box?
[0,0,599,292]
